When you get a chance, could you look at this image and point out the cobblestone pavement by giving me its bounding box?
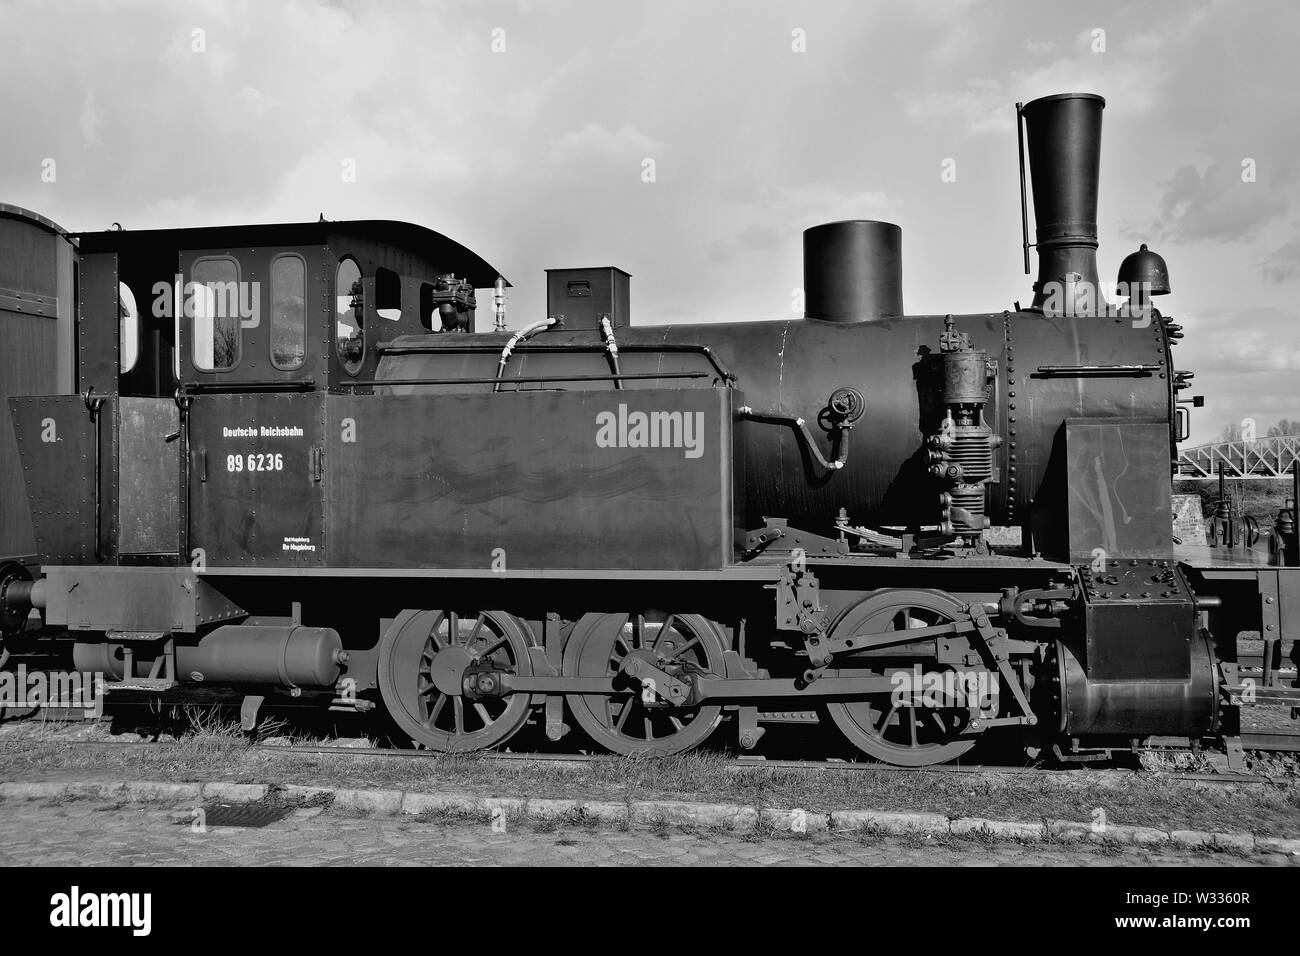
[0,798,1291,865]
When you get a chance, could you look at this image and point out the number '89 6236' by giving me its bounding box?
[226,453,284,472]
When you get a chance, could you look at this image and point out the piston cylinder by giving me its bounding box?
[1056,632,1218,738]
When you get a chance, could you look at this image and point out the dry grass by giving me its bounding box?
[1,720,1298,838]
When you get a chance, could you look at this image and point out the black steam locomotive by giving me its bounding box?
[1,92,1296,766]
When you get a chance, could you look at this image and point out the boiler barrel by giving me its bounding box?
[623,311,1172,534]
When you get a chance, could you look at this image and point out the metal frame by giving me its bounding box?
[1177,435,1300,478]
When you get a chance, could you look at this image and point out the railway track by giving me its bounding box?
[3,665,1297,777]
[5,731,1296,789]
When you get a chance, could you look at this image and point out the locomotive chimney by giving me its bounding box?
[803,220,903,323]
[1019,92,1105,316]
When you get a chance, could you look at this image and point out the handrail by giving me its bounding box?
[376,341,737,384]
[1032,364,1160,377]
[338,371,715,390]
[180,379,316,393]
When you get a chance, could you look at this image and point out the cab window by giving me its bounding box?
[118,282,139,373]
[376,267,401,321]
[270,254,306,370]
[192,256,241,371]
[418,282,435,331]
[335,258,363,374]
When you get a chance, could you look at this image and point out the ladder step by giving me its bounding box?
[104,678,178,693]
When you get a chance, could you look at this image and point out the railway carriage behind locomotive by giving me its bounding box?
[1,92,1297,766]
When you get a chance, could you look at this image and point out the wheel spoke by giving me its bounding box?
[476,634,507,659]
[465,614,486,652]
[664,636,701,662]
[473,702,493,728]
[426,694,448,726]
[908,707,919,747]
[614,694,637,733]
[876,703,900,736]
[651,615,677,652]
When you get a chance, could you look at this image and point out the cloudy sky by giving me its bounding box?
[2,0,1297,443]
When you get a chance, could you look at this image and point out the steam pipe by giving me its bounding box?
[599,315,623,390]
[493,317,559,392]
[1016,102,1031,275]
[739,405,851,474]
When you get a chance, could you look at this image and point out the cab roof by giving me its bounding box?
[68,218,508,287]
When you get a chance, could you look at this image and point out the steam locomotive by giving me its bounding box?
[1,92,1296,766]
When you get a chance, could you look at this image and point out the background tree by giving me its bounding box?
[1220,421,1243,442]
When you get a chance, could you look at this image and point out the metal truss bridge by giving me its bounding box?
[1176,435,1300,478]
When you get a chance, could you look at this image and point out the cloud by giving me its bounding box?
[78,88,104,149]
[1260,239,1300,282]
[546,123,664,167]
[1176,305,1300,375]
[905,80,1012,136]
[3,0,1297,361]
[705,183,901,264]
[1149,161,1285,242]
[1163,300,1300,441]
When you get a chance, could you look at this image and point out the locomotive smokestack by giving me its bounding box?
[1019,92,1105,316]
[803,220,903,323]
